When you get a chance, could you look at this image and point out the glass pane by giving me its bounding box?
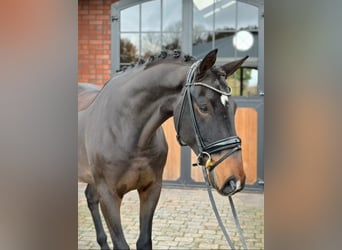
[243,68,258,96]
[193,0,214,31]
[214,32,235,58]
[214,0,236,31]
[162,32,181,50]
[141,33,161,58]
[163,0,182,32]
[120,5,139,32]
[237,1,258,30]
[142,0,161,32]
[192,32,213,58]
[120,33,139,64]
[233,31,258,57]
[227,68,258,96]
[227,76,241,96]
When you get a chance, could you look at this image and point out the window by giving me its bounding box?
[112,0,262,96]
[193,0,259,96]
[119,0,182,70]
[228,67,258,96]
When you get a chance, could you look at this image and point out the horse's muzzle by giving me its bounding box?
[208,150,246,196]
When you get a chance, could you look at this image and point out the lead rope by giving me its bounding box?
[201,166,248,250]
[228,195,248,250]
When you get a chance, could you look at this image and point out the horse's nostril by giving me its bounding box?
[229,179,236,190]
[221,178,237,195]
[222,185,231,195]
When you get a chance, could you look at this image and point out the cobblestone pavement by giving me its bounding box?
[78,183,264,249]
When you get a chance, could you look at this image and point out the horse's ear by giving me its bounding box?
[221,56,248,78]
[196,49,218,80]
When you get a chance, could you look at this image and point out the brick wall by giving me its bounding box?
[78,0,118,86]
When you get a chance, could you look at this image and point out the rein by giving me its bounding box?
[175,60,247,249]
[202,165,248,250]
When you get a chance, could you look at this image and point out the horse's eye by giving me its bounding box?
[199,104,209,113]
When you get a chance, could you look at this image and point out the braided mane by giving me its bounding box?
[118,50,196,73]
[102,51,197,88]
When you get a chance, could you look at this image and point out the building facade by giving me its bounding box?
[78,0,264,191]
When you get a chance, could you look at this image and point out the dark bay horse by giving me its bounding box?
[78,49,247,249]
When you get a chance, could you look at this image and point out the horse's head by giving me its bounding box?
[174,49,247,196]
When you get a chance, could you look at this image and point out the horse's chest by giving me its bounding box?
[116,156,158,193]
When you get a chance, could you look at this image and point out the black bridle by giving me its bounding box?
[175,60,248,249]
[175,60,242,174]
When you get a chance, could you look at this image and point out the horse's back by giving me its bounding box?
[78,83,101,112]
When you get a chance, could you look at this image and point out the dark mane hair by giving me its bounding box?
[117,50,196,73]
[101,51,197,88]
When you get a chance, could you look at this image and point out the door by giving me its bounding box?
[111,0,264,191]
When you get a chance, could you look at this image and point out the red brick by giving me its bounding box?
[89,10,104,15]
[102,59,111,65]
[93,50,104,55]
[78,20,88,25]
[95,44,104,50]
[78,0,113,86]
[80,54,95,60]
[96,64,105,69]
[79,10,89,15]
[88,35,98,40]
[79,59,89,64]
[96,15,110,20]
[89,40,103,45]
[89,20,103,25]
[89,1,103,6]
[104,69,111,75]
[79,40,88,45]
[82,15,96,20]
[96,54,110,60]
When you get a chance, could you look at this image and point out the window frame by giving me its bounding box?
[111,0,264,96]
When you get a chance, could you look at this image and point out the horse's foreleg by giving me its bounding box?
[136,182,162,250]
[97,184,129,250]
[85,184,110,250]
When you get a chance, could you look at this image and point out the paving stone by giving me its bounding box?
[78,183,264,249]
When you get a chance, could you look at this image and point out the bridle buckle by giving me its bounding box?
[195,151,213,169]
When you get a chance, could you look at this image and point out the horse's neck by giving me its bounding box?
[96,63,188,149]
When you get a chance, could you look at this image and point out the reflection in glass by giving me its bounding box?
[142,0,161,32]
[233,30,254,51]
[193,32,213,46]
[193,0,214,31]
[235,31,258,58]
[120,33,139,64]
[237,2,258,30]
[120,5,139,32]
[193,32,213,58]
[215,0,236,31]
[227,68,258,96]
[162,33,181,51]
[214,32,235,58]
[141,33,161,58]
[163,0,182,32]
